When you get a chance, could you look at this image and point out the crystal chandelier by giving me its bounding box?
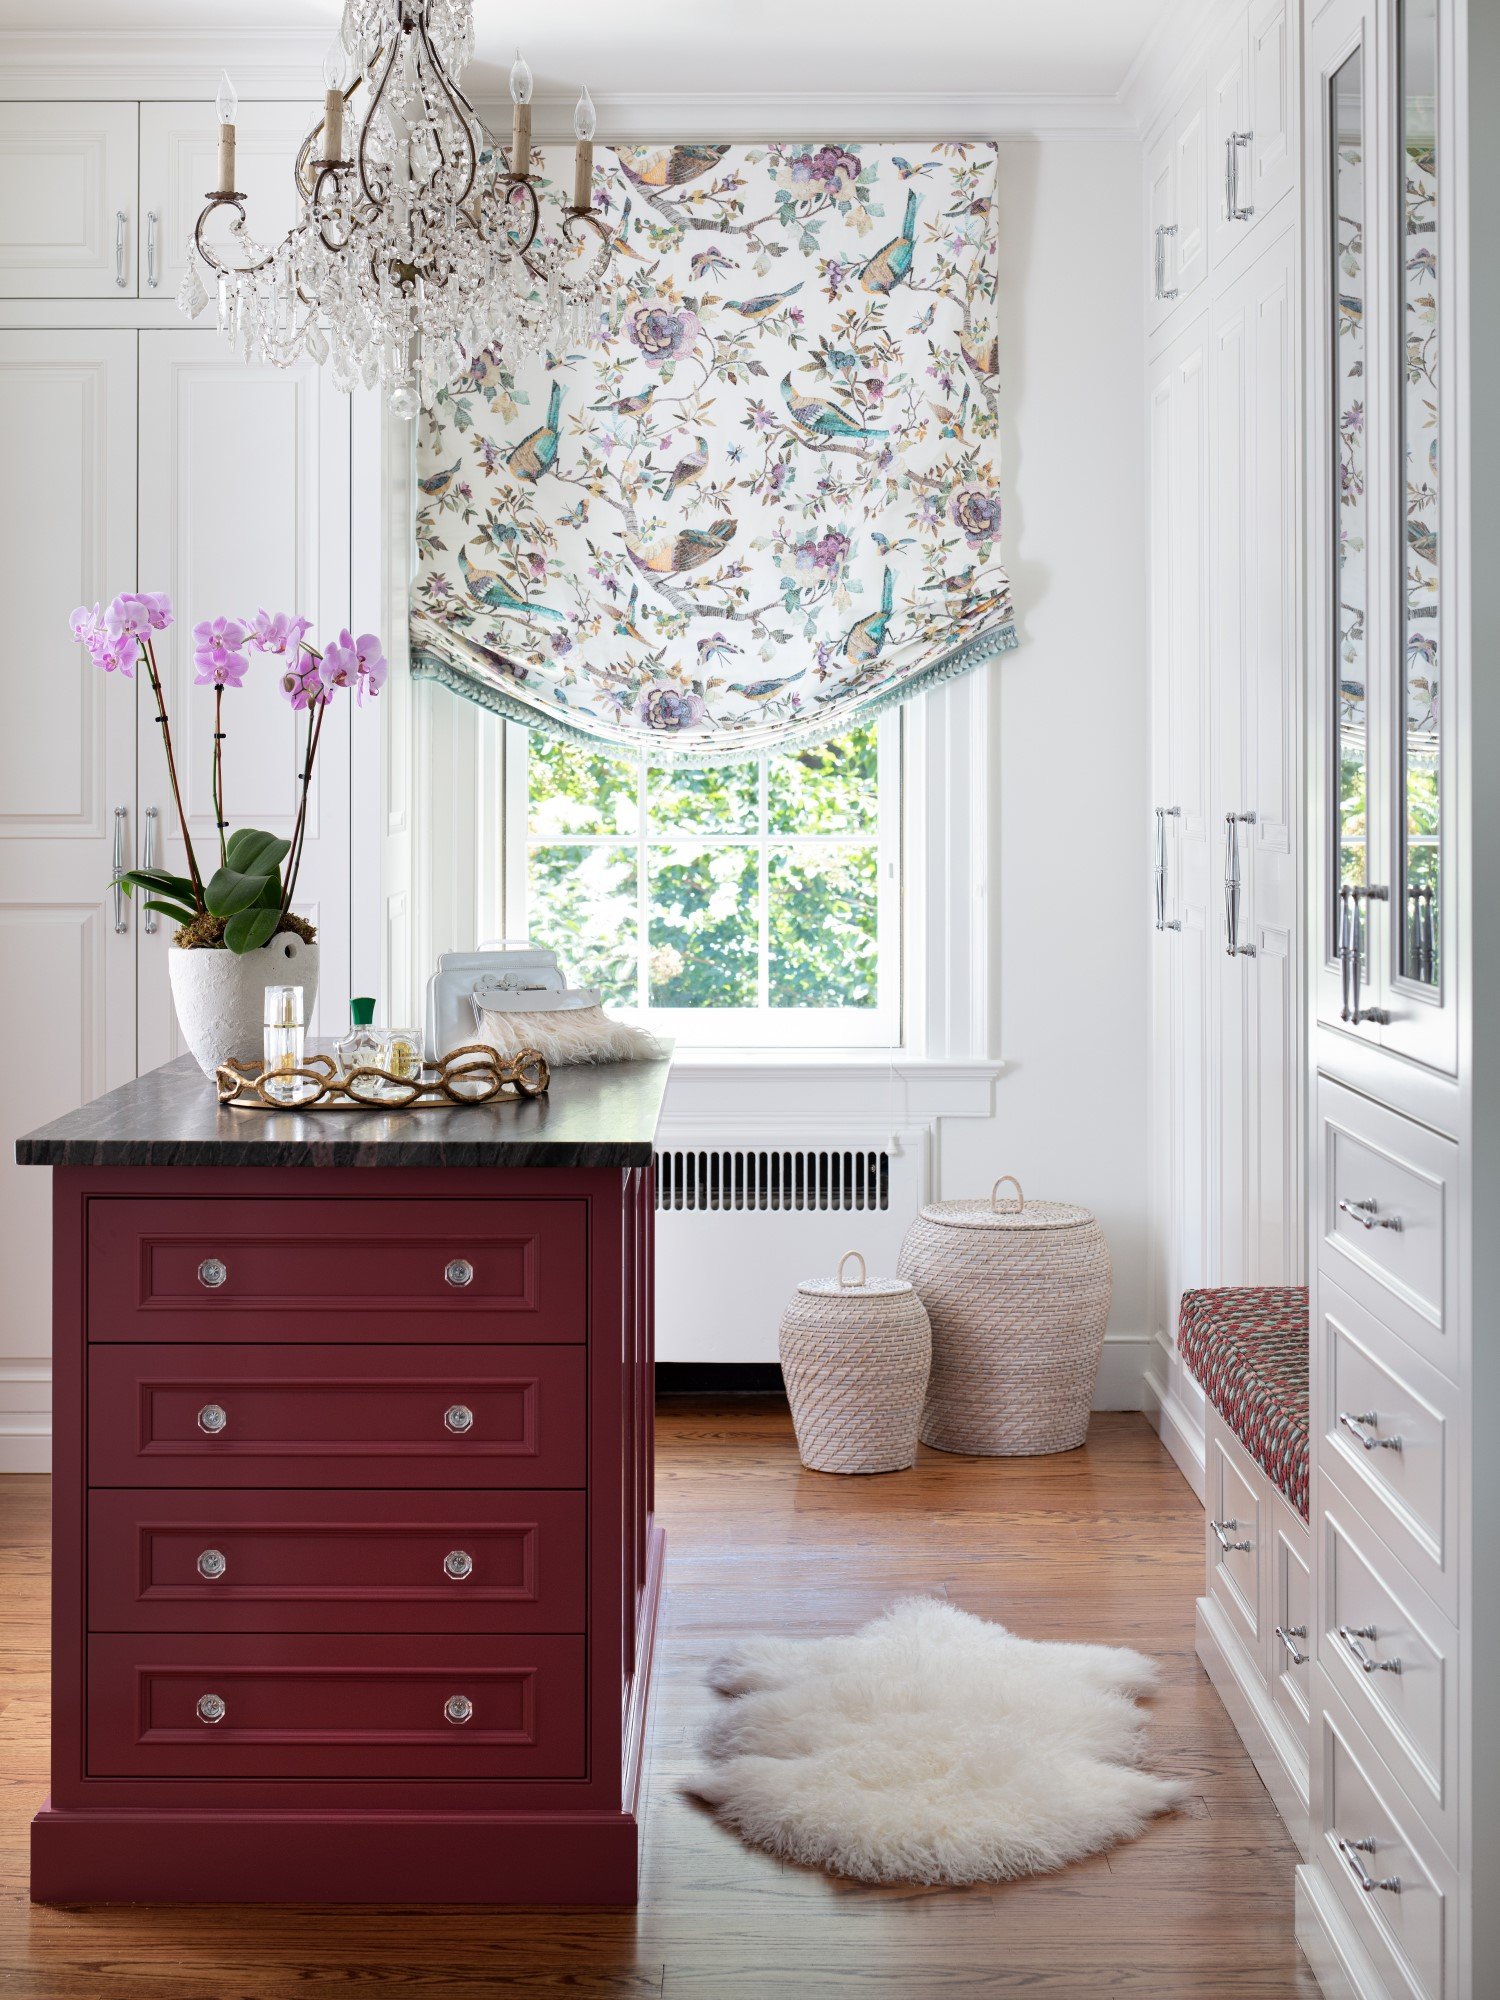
[179,0,611,417]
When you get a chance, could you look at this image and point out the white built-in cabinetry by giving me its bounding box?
[1146,0,1303,1476]
[0,95,359,1470]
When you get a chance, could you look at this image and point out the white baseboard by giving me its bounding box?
[1094,1332,1149,1410]
[1196,1593,1311,1858]
[1142,1351,1205,1500]
[0,1429,51,1474]
[1296,1860,1392,2000]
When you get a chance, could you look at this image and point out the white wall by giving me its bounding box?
[939,138,1151,1396]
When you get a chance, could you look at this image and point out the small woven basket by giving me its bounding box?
[898,1176,1112,1456]
[779,1251,932,1475]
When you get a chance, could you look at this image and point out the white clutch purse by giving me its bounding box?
[423,944,660,1066]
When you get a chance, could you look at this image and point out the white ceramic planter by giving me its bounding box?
[168,934,321,1078]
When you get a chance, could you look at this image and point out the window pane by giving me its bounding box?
[646,844,758,1006]
[526,735,637,837]
[767,724,880,835]
[646,760,759,834]
[769,845,879,1008]
[527,844,638,1003]
[1331,51,1367,950]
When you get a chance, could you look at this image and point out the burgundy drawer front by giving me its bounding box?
[86,1197,587,1341]
[87,1490,587,1634]
[87,1634,586,1780]
[88,1345,587,1488]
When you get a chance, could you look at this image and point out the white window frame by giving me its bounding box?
[499,711,904,1050]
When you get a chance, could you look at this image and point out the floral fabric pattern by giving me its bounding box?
[1178,1286,1310,1521]
[411,142,1015,761]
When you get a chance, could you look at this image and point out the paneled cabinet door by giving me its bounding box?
[1211,226,1300,1286]
[0,103,138,297]
[1146,83,1210,332]
[1207,14,1252,270]
[0,331,138,1453]
[139,101,320,305]
[1247,0,1295,221]
[135,331,353,1069]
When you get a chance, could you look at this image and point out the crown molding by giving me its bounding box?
[0,31,1143,138]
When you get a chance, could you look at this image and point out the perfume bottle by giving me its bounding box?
[335,996,382,1078]
[380,1027,422,1084]
[263,985,306,1104]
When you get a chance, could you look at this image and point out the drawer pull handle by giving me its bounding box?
[443,1548,474,1580]
[1336,1834,1402,1895]
[444,1694,473,1725]
[1338,1623,1402,1676]
[196,1692,227,1725]
[197,1403,228,1435]
[198,1257,229,1288]
[444,1258,474,1288]
[1338,1197,1402,1233]
[196,1548,227,1580]
[444,1403,475,1435]
[1338,1410,1402,1453]
[1211,1517,1252,1552]
[1274,1623,1308,1666]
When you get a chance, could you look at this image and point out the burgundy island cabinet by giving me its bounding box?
[16,1050,669,1904]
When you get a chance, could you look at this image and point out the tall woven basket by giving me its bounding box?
[779,1252,932,1474]
[897,1176,1112,1456]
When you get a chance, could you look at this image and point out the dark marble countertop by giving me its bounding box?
[16,1048,673,1169]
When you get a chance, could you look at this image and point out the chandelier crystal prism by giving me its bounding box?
[179,0,613,417]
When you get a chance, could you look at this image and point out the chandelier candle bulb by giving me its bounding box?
[320,41,346,162]
[510,51,533,177]
[215,70,238,193]
[572,87,596,210]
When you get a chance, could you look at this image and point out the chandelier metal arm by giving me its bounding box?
[412,5,479,208]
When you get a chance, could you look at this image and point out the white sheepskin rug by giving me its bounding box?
[687,1598,1186,1885]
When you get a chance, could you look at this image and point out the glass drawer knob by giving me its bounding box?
[198,1257,228,1289]
[444,1694,473,1725]
[444,1548,474,1580]
[196,1692,226,1725]
[197,1547,227,1580]
[444,1403,474,1434]
[445,1258,474,1289]
[197,1403,228,1435]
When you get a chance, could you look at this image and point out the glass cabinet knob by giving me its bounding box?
[197,1548,227,1580]
[444,1403,474,1434]
[198,1257,228,1289]
[444,1694,473,1725]
[197,1403,228,1434]
[444,1257,474,1288]
[196,1693,227,1725]
[443,1548,474,1580]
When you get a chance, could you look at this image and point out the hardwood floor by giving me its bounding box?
[0,1399,1319,1999]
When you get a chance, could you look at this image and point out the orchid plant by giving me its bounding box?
[70,592,386,954]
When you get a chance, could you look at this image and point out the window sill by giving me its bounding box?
[659,1051,1003,1127]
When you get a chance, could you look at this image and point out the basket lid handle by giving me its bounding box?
[990,1175,1025,1214]
[837,1249,867,1289]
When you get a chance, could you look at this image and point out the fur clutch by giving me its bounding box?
[473,1000,663,1068]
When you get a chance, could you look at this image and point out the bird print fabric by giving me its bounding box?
[412,141,1015,761]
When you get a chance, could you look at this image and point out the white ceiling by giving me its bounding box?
[0,0,1176,101]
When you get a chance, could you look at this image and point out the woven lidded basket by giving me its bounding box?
[898,1176,1112,1456]
[779,1251,932,1475]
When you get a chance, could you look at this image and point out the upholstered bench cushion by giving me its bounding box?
[1178,1286,1310,1521]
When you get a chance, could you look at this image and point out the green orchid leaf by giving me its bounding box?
[117,867,198,902]
[224,829,291,876]
[205,864,277,918]
[223,905,281,954]
[141,899,200,927]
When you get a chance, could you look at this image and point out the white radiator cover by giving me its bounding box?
[653,1129,929,1364]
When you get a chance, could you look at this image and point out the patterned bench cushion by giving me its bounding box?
[1178,1286,1310,1521]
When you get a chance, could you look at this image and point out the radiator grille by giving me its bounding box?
[654,1147,891,1213]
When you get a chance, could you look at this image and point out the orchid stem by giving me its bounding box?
[280,682,324,921]
[142,635,205,907]
[213,686,227,867]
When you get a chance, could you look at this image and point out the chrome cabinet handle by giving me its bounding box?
[1337,1197,1402,1233]
[114,209,128,287]
[444,1403,474,1434]
[196,1692,227,1725]
[1228,132,1255,220]
[197,1548,227,1580]
[1224,811,1257,956]
[1274,1624,1308,1666]
[1154,806,1182,931]
[1338,1409,1402,1453]
[1342,885,1391,1024]
[1338,1623,1403,1676]
[1211,1517,1252,1552]
[444,1258,474,1288]
[1154,222,1178,300]
[444,1694,474,1725]
[113,805,128,933]
[197,1402,228,1434]
[198,1257,228,1288]
[142,806,159,933]
[146,209,159,288]
[1336,1834,1401,1894]
[443,1549,474,1580]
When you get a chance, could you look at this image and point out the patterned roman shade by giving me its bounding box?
[411,141,1015,761]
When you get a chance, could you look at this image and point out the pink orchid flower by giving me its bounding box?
[192,616,250,689]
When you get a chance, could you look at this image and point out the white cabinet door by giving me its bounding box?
[1248,0,1296,223]
[1208,15,1252,270]
[139,100,319,305]
[136,332,353,1070]
[1172,83,1210,306]
[0,331,138,1461]
[0,103,138,298]
[1146,121,1178,331]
